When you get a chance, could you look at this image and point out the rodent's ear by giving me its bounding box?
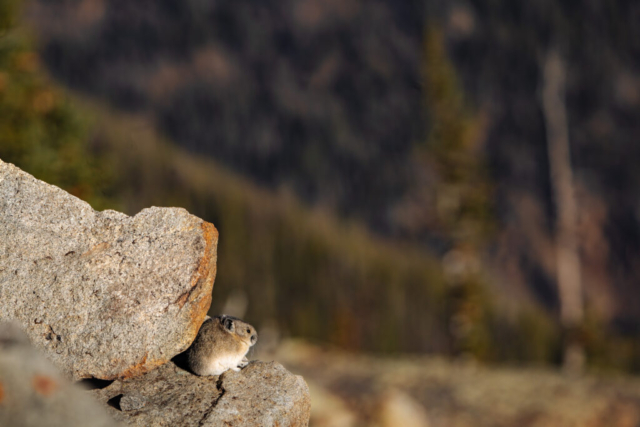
[223,316,235,332]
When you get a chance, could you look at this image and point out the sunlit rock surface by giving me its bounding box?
[0,158,218,380]
[0,159,310,426]
[90,361,310,427]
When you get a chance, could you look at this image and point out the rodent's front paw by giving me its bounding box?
[237,357,249,369]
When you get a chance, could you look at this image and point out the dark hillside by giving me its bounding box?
[33,0,424,233]
[22,0,640,365]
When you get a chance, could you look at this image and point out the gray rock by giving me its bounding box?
[0,159,218,380]
[90,360,311,427]
[213,361,311,427]
[0,322,120,427]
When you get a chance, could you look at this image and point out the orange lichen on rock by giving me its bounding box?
[181,221,218,342]
[32,375,58,396]
[117,354,163,380]
[191,222,218,303]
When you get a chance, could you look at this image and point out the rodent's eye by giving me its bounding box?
[246,328,250,334]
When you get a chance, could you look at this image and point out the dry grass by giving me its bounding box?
[276,340,640,427]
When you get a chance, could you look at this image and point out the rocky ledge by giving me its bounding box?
[89,360,310,427]
[0,158,310,426]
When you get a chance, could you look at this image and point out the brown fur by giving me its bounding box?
[186,315,257,376]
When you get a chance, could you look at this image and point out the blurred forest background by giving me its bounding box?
[2,0,640,379]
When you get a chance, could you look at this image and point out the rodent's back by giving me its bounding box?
[187,317,217,376]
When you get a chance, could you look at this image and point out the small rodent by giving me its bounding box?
[186,315,258,376]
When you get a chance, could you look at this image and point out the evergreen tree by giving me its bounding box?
[0,0,114,209]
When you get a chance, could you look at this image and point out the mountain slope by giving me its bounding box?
[74,95,561,363]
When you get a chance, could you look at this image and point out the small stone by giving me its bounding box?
[377,389,431,427]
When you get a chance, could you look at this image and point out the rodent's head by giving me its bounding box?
[219,315,258,348]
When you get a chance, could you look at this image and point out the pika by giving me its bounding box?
[186,315,258,376]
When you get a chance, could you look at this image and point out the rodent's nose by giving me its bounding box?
[251,334,257,344]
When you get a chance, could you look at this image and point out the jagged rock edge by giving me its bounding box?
[114,222,217,381]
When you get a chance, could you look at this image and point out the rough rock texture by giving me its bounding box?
[0,160,311,426]
[90,361,311,427]
[0,322,120,427]
[0,159,218,380]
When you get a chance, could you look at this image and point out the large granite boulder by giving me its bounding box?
[0,159,311,426]
[90,361,311,427]
[0,159,218,380]
[0,322,120,427]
